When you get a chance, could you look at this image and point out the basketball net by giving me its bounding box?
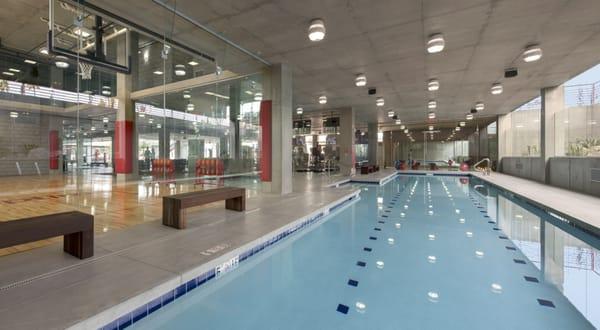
[78,62,93,80]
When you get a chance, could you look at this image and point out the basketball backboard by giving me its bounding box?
[48,0,131,74]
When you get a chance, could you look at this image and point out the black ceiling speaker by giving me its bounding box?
[470,108,478,114]
[368,88,377,95]
[504,67,518,78]
[392,115,398,120]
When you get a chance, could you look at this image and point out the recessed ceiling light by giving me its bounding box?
[429,125,434,131]
[104,130,108,134]
[183,91,191,99]
[428,111,436,119]
[475,102,484,111]
[153,70,163,75]
[395,119,402,125]
[55,56,69,68]
[523,44,542,62]
[39,47,49,55]
[427,79,439,91]
[400,124,406,130]
[205,91,230,99]
[428,100,437,109]
[404,128,409,133]
[24,59,37,64]
[254,92,263,101]
[174,64,186,76]
[156,123,162,129]
[188,60,199,66]
[2,71,14,76]
[491,83,503,95]
[427,33,445,53]
[103,117,109,123]
[296,107,303,115]
[355,74,367,87]
[187,103,195,111]
[459,121,466,127]
[318,95,327,104]
[90,126,96,131]
[387,111,395,117]
[308,19,326,42]
[9,111,18,118]
[9,68,20,73]
[101,89,111,96]
[466,114,474,120]
[376,97,385,107]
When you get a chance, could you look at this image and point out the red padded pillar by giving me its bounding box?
[114,120,133,174]
[259,100,272,182]
[49,130,59,170]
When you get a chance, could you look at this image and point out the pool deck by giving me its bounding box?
[0,186,360,330]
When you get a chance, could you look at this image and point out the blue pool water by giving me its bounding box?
[131,175,599,329]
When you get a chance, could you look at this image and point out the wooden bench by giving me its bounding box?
[0,211,94,259]
[163,187,246,229]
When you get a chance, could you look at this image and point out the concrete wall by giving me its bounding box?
[499,157,545,183]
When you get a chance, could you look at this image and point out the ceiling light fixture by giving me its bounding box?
[355,74,367,87]
[188,60,199,66]
[400,124,406,130]
[455,126,461,131]
[404,129,409,134]
[254,92,263,101]
[376,97,385,107]
[466,114,474,120]
[55,56,69,69]
[39,47,49,55]
[174,64,186,76]
[427,79,440,91]
[427,33,445,53]
[205,91,230,100]
[395,119,402,125]
[296,107,303,115]
[523,44,543,62]
[103,117,109,123]
[183,90,191,99]
[475,102,484,111]
[187,103,195,111]
[9,68,20,73]
[387,111,395,118]
[428,111,436,119]
[429,125,434,131]
[318,95,327,104]
[24,59,37,64]
[153,70,163,75]
[428,100,437,109]
[2,71,14,76]
[459,121,466,127]
[9,111,18,118]
[308,19,326,42]
[491,83,503,95]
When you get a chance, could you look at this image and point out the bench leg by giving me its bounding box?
[64,230,94,259]
[225,195,245,211]
[163,198,185,229]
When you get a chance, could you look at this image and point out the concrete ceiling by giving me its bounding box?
[4,0,600,129]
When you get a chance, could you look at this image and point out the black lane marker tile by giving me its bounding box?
[499,236,508,240]
[382,215,388,218]
[524,276,539,283]
[488,221,496,224]
[337,304,349,314]
[363,247,372,252]
[484,215,491,218]
[480,210,487,213]
[374,228,382,231]
[384,210,391,213]
[369,236,377,240]
[356,261,366,267]
[378,221,385,224]
[514,259,526,264]
[493,228,500,231]
[506,246,517,251]
[348,279,359,287]
[537,299,555,308]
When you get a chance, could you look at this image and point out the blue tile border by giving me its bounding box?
[99,193,359,330]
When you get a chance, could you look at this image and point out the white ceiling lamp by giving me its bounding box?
[428,125,434,131]
[24,59,37,64]
[466,114,474,120]
[39,47,49,55]
[428,100,437,109]
[149,118,154,124]
[188,60,199,66]
[428,111,436,119]
[355,74,367,87]
[459,121,466,127]
[187,103,195,111]
[400,124,406,130]
[296,107,304,115]
[491,83,503,95]
[254,92,263,101]
[455,126,461,131]
[55,56,69,69]
[387,111,395,118]
[174,64,186,76]
[153,70,163,75]
[376,97,385,107]
[90,126,96,131]
[156,123,162,129]
[308,19,326,42]
[404,128,409,133]
[475,102,484,111]
[9,111,18,118]
[101,86,111,96]
[104,130,108,134]
[2,71,14,76]
[427,33,445,54]
[522,44,543,63]
[395,119,402,125]
[9,68,20,73]
[318,95,327,104]
[183,90,191,99]
[427,78,440,91]
[103,117,109,123]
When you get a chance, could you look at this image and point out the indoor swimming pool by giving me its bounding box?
[128,175,599,330]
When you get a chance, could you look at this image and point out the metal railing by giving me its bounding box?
[474,158,491,175]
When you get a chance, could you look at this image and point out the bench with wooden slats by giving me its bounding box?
[0,211,94,259]
[162,187,246,229]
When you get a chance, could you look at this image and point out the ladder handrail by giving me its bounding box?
[474,158,491,175]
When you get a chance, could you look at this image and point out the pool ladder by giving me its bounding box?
[474,158,491,176]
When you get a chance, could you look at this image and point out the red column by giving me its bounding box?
[49,130,59,170]
[114,120,133,174]
[259,100,272,182]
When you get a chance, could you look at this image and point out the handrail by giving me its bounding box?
[474,158,491,175]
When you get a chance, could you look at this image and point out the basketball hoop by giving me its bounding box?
[78,62,93,80]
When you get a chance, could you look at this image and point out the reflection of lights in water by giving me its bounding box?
[400,212,405,217]
[395,223,401,229]
[428,291,439,302]
[533,226,539,230]
[459,218,465,224]
[428,205,433,208]
[476,251,484,258]
[102,227,108,233]
[376,261,385,269]
[428,256,436,263]
[428,234,436,240]
[491,283,502,293]
[466,232,473,238]
[355,301,366,313]
[455,209,460,214]
[388,238,395,245]
[404,205,408,209]
[428,210,433,215]
[377,197,383,204]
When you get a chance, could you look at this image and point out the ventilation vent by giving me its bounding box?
[591,168,600,183]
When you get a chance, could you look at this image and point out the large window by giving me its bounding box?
[500,97,541,157]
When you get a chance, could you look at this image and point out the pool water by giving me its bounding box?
[131,175,598,329]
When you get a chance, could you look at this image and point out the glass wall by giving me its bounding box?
[500,96,541,156]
